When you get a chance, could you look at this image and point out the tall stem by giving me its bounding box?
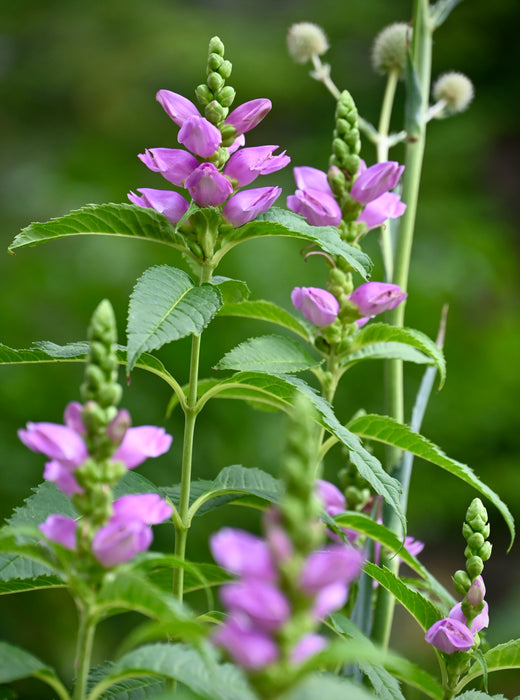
[372,0,432,648]
[172,263,213,600]
[72,604,96,700]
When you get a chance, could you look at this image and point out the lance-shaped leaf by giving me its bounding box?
[8,203,186,253]
[126,265,222,373]
[430,0,464,29]
[0,642,69,699]
[216,334,323,374]
[458,639,520,692]
[347,323,445,387]
[348,413,515,549]
[198,373,404,533]
[88,643,256,700]
[216,207,372,279]
[218,299,313,342]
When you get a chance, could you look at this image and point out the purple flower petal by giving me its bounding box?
[291,287,339,327]
[466,576,486,607]
[184,162,233,207]
[112,493,173,525]
[63,402,86,434]
[293,166,331,193]
[224,145,290,186]
[156,89,200,126]
[138,148,199,186]
[220,580,290,632]
[128,188,190,226]
[113,425,173,469]
[351,161,404,205]
[425,617,475,653]
[43,460,84,496]
[178,116,222,158]
[300,544,364,593]
[357,192,406,230]
[222,186,281,227]
[448,601,489,633]
[212,617,279,670]
[313,582,349,619]
[39,514,77,550]
[291,634,327,664]
[316,479,346,513]
[18,422,88,467]
[287,188,341,227]
[225,98,272,135]
[349,282,407,317]
[92,519,152,567]
[210,527,276,580]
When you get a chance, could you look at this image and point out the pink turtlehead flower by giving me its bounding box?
[357,192,406,230]
[184,162,233,207]
[225,98,272,135]
[220,580,291,633]
[18,421,88,468]
[39,514,78,550]
[349,282,407,319]
[287,166,342,227]
[113,425,173,470]
[291,287,340,327]
[43,460,83,496]
[425,617,475,653]
[466,576,486,607]
[138,148,199,187]
[156,90,200,126]
[351,160,404,206]
[222,186,281,227]
[178,115,222,158]
[210,527,277,581]
[224,145,290,186]
[128,188,190,225]
[300,544,364,594]
[291,634,327,664]
[212,617,279,670]
[448,601,489,634]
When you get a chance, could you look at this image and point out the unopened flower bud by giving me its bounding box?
[453,569,471,595]
[287,22,329,64]
[218,86,236,107]
[433,72,474,114]
[207,71,225,93]
[107,409,132,447]
[208,36,224,57]
[204,100,227,125]
[372,22,411,77]
[195,84,213,106]
[466,575,486,606]
[291,287,340,327]
[218,59,233,80]
[466,555,484,579]
[478,541,492,562]
[467,532,485,551]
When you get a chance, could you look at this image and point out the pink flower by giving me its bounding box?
[212,617,279,670]
[351,160,404,206]
[184,162,233,207]
[43,460,83,496]
[222,186,281,226]
[128,188,190,225]
[425,617,475,653]
[448,601,489,634]
[220,580,291,632]
[291,287,339,327]
[225,98,272,135]
[291,634,327,664]
[224,145,290,186]
[316,479,346,514]
[313,582,349,618]
[287,166,341,227]
[178,115,222,158]
[357,192,406,230]
[111,493,173,524]
[39,514,78,550]
[210,528,277,581]
[156,90,200,126]
[18,421,88,468]
[138,148,199,187]
[300,544,364,594]
[466,576,486,607]
[349,282,407,318]
[113,426,173,470]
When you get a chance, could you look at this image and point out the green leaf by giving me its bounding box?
[215,334,323,374]
[364,562,443,631]
[0,641,69,699]
[198,372,404,533]
[459,639,520,690]
[89,643,255,700]
[8,203,185,253]
[349,323,445,387]
[217,207,372,279]
[348,413,515,549]
[430,0,464,29]
[334,513,455,608]
[281,674,377,700]
[87,664,167,700]
[217,299,313,341]
[210,276,250,304]
[126,265,222,373]
[455,693,506,700]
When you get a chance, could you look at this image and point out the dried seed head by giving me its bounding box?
[372,22,411,77]
[287,22,329,64]
[433,71,474,114]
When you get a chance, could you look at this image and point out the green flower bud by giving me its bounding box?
[207,71,225,93]
[466,555,484,579]
[467,532,485,551]
[478,541,492,562]
[452,569,471,595]
[208,53,223,71]
[433,72,474,114]
[218,59,233,80]
[218,85,236,107]
[205,100,227,124]
[208,36,224,57]
[195,83,213,106]
[372,22,411,78]
[287,22,329,64]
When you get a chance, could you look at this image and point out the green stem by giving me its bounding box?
[72,604,97,700]
[372,0,433,649]
[172,264,213,600]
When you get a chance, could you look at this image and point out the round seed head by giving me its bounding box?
[372,22,411,77]
[287,22,329,64]
[433,71,474,114]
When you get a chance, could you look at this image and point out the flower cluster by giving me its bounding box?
[128,38,289,229]
[20,403,173,568]
[210,521,363,670]
[287,159,405,231]
[291,281,407,329]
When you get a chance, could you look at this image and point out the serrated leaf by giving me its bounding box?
[281,674,377,700]
[350,323,445,387]
[91,643,255,700]
[455,693,506,700]
[217,207,372,279]
[87,663,167,700]
[210,276,250,304]
[364,562,442,631]
[8,203,185,253]
[216,334,322,374]
[0,642,68,700]
[198,373,404,532]
[126,265,221,373]
[460,639,520,691]
[348,413,515,549]
[430,0,464,29]
[217,299,313,341]
[334,513,455,608]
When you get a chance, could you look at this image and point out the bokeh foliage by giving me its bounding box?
[1,0,519,695]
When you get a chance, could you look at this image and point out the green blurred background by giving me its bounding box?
[1,0,519,696]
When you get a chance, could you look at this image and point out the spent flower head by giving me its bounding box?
[432,72,474,115]
[287,22,329,64]
[372,22,411,77]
